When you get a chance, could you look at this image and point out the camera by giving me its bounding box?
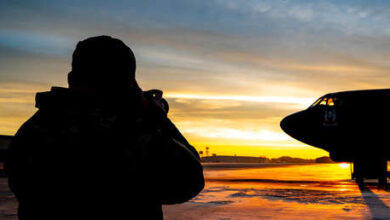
[143,89,169,114]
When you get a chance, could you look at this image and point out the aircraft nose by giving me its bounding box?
[280,114,293,135]
[280,110,322,147]
[280,112,303,137]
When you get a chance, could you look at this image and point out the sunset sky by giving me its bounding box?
[1,0,390,158]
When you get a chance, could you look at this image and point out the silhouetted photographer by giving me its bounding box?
[5,36,204,220]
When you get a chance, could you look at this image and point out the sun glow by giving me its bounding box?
[338,163,350,169]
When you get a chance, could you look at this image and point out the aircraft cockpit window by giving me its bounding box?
[310,97,339,108]
[319,98,327,105]
[310,98,322,107]
[327,98,334,106]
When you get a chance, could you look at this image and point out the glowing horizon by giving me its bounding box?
[165,93,315,106]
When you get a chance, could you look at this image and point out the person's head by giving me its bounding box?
[68,36,137,90]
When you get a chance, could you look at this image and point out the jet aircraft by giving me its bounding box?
[281,89,390,186]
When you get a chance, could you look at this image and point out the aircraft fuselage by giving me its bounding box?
[281,89,390,185]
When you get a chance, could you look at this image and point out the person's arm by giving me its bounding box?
[139,93,205,204]
[155,117,204,204]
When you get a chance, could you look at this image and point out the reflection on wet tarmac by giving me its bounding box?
[164,163,390,219]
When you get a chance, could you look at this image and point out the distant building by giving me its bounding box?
[315,156,334,163]
[201,155,267,163]
[269,156,314,164]
[201,155,335,164]
[0,135,11,163]
[0,135,11,176]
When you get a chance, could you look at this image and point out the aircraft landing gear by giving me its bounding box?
[352,159,388,187]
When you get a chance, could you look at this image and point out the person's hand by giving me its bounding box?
[142,89,169,117]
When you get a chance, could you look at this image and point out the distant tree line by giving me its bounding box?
[201,155,334,163]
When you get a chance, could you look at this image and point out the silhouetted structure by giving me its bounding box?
[201,155,331,164]
[202,155,267,163]
[0,135,11,163]
[281,89,390,186]
[0,135,12,176]
[5,36,204,220]
[269,156,314,164]
[315,156,334,163]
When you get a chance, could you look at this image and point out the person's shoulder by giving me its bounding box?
[13,110,48,140]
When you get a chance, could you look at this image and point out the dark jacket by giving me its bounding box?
[5,87,204,220]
